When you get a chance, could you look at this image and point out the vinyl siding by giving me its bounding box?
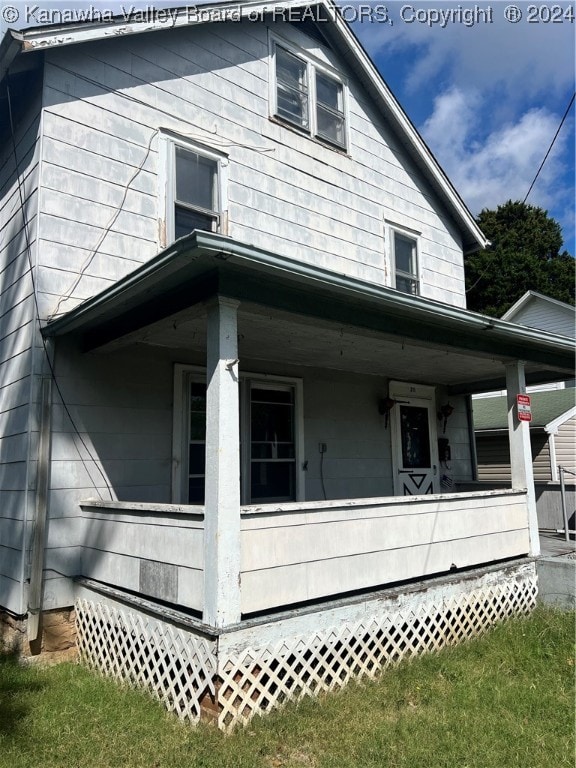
[37,19,466,324]
[476,432,552,483]
[0,88,42,613]
[556,416,576,475]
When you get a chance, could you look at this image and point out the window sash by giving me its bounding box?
[393,232,419,295]
[275,47,309,128]
[173,145,219,238]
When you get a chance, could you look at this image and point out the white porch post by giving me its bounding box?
[203,297,241,627]
[505,361,540,557]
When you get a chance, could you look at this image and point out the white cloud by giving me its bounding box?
[421,87,572,216]
[354,3,575,106]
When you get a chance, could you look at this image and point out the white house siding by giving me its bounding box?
[41,334,477,609]
[37,19,466,323]
[0,89,44,615]
[556,415,576,476]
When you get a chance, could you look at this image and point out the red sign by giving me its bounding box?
[517,394,532,422]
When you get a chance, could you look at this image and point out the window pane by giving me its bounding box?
[188,476,205,504]
[316,105,345,145]
[175,205,216,238]
[251,388,293,404]
[251,461,295,501]
[400,406,431,468]
[395,274,418,295]
[316,72,342,112]
[276,47,308,127]
[188,443,206,475]
[395,234,416,275]
[251,443,296,459]
[175,147,216,211]
[251,402,294,443]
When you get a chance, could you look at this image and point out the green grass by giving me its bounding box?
[0,608,574,768]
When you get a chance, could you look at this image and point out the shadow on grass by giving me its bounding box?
[0,650,45,738]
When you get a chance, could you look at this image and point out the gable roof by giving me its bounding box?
[0,0,488,253]
[473,389,576,432]
[502,291,575,320]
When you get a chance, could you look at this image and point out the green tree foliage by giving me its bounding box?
[464,200,575,317]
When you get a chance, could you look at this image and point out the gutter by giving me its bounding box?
[42,231,575,366]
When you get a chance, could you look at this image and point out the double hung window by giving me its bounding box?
[273,42,347,149]
[392,231,420,296]
[162,136,225,245]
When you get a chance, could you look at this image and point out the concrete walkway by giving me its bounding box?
[537,532,575,610]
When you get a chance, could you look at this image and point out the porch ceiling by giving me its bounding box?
[43,232,575,394]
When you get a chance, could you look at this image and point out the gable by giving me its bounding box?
[0,0,487,254]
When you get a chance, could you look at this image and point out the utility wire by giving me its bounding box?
[7,78,113,500]
[523,91,575,204]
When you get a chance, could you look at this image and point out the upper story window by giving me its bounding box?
[392,230,420,295]
[174,146,219,238]
[160,134,227,245]
[272,41,347,150]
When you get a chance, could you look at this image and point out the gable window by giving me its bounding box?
[161,135,226,245]
[272,41,347,150]
[392,231,420,295]
[173,367,303,505]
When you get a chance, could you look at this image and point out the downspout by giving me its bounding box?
[465,394,478,481]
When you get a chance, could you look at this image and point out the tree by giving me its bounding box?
[464,200,575,317]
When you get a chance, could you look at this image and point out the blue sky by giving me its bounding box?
[2,0,575,252]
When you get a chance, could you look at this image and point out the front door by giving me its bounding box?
[390,384,439,496]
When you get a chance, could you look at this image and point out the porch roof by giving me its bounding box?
[42,231,575,393]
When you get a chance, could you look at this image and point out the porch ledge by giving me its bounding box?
[241,488,527,516]
[79,499,204,517]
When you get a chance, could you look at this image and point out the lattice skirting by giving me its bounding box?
[75,561,537,731]
[75,598,217,723]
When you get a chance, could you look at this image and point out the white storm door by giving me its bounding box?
[391,397,439,496]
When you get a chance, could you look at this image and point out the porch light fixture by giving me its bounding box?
[437,403,454,433]
[378,396,409,428]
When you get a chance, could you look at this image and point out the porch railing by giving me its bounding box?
[239,489,530,614]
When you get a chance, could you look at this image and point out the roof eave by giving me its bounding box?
[42,232,575,373]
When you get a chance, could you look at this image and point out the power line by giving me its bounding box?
[523,91,575,204]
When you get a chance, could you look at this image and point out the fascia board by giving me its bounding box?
[546,405,576,434]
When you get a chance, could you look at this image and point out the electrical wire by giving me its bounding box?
[7,77,113,500]
[319,449,327,500]
[523,91,575,204]
[51,126,159,319]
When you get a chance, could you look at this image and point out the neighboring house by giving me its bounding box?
[1,2,574,729]
[475,291,575,399]
[474,390,576,527]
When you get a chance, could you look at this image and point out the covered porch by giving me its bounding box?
[41,231,574,630]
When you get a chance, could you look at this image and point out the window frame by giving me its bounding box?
[159,133,228,248]
[389,226,421,296]
[270,36,349,151]
[172,364,305,505]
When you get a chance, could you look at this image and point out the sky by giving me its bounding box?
[1,0,575,252]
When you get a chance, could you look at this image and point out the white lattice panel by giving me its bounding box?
[217,569,537,729]
[75,599,217,723]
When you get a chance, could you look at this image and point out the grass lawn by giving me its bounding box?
[0,607,574,768]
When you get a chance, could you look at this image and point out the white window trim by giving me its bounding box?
[159,131,229,249]
[387,224,421,296]
[172,364,305,504]
[269,33,349,151]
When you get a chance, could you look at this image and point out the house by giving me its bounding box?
[1,1,574,729]
[473,389,576,529]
